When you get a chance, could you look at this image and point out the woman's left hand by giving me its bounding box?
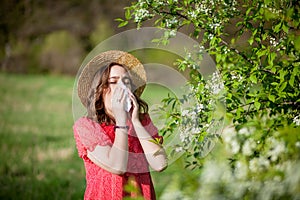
[129,91,139,123]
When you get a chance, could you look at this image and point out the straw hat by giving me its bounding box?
[77,50,147,107]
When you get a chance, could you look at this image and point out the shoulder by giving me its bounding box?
[74,116,96,127]
[73,117,102,133]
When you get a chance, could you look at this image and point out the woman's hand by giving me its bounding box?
[111,86,127,125]
[129,91,140,123]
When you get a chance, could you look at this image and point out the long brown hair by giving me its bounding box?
[86,62,148,124]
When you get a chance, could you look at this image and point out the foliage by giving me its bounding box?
[89,18,114,47]
[119,0,300,199]
[39,30,84,74]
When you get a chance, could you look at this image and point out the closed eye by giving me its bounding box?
[108,81,117,84]
[108,77,118,85]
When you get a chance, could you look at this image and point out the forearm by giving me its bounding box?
[133,121,168,172]
[108,129,129,172]
[88,129,128,174]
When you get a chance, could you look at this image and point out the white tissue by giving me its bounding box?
[117,80,132,112]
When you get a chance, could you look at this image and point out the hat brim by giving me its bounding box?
[77,50,147,107]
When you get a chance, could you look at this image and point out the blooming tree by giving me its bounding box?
[118,0,300,199]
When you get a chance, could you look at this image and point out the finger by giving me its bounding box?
[116,90,127,105]
[113,87,124,100]
[129,93,138,107]
[112,88,120,103]
[118,88,125,101]
[128,90,135,99]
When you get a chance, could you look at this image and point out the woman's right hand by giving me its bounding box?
[111,86,128,125]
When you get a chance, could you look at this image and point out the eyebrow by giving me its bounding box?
[109,76,130,79]
[108,76,120,79]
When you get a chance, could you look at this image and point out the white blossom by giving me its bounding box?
[223,46,230,54]
[134,8,150,22]
[249,156,270,172]
[222,126,236,143]
[270,37,279,47]
[195,3,210,15]
[235,161,248,179]
[196,104,204,112]
[181,109,189,117]
[201,161,225,183]
[208,22,221,31]
[207,33,214,40]
[230,139,240,154]
[223,129,240,154]
[165,17,178,28]
[293,115,300,126]
[207,71,224,95]
[249,158,259,172]
[242,138,256,156]
[187,10,197,19]
[238,127,251,136]
[266,138,285,162]
[175,146,183,152]
[231,72,243,82]
[179,131,188,143]
[198,46,205,54]
[169,29,177,37]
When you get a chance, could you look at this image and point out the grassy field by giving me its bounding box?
[0,73,198,199]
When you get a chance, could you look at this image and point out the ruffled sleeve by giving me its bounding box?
[73,117,112,158]
[141,113,163,144]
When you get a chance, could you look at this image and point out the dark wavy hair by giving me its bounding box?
[86,62,148,124]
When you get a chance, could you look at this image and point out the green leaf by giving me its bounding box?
[254,101,261,110]
[279,82,287,92]
[236,107,242,118]
[282,22,289,33]
[264,0,272,5]
[273,22,282,33]
[117,20,128,28]
[268,94,275,102]
[125,7,131,20]
[216,54,222,63]
[248,37,254,45]
[264,8,276,20]
[271,66,277,73]
[246,7,252,16]
[279,69,286,81]
[257,49,267,58]
[294,34,300,51]
[268,52,276,66]
[115,18,124,22]
[289,75,295,87]
[250,74,257,84]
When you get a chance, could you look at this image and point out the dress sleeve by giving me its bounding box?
[141,113,163,144]
[73,117,112,158]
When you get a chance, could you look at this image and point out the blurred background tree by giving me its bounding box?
[0,0,135,75]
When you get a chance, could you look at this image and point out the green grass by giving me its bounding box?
[0,73,84,199]
[0,72,198,199]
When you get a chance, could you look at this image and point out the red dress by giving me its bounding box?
[73,114,163,200]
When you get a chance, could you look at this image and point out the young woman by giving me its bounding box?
[73,50,168,200]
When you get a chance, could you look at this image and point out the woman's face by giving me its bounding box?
[103,65,132,118]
